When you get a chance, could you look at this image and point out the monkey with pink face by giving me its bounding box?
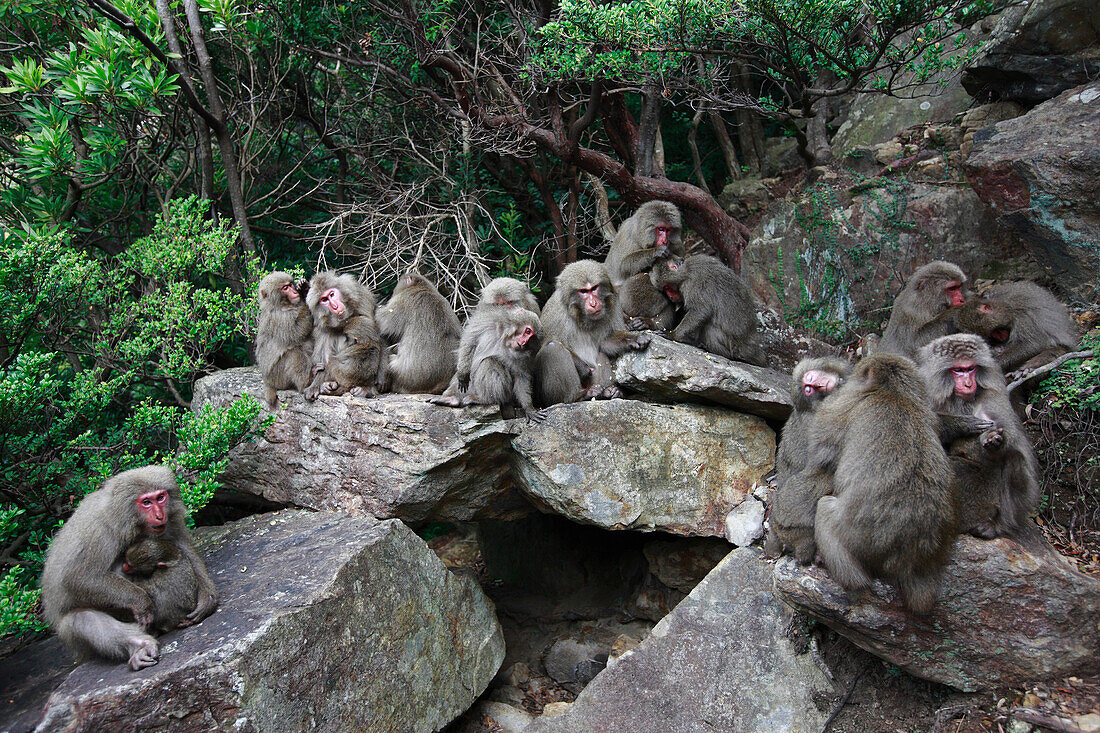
[40,466,217,670]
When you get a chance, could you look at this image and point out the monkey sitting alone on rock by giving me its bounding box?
[256,272,313,408]
[955,281,1078,382]
[378,270,462,394]
[877,261,967,360]
[534,260,650,406]
[810,354,957,614]
[649,254,766,366]
[40,466,217,670]
[765,356,852,563]
[919,334,1040,539]
[604,201,684,332]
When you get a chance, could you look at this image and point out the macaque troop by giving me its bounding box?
[43,202,1081,673]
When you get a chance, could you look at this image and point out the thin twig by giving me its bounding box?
[821,662,869,733]
[1007,350,1093,392]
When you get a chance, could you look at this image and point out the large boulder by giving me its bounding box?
[962,0,1100,105]
[773,534,1100,692]
[511,400,775,538]
[5,510,504,732]
[526,548,834,733]
[192,368,529,521]
[964,81,1100,301]
[613,335,795,421]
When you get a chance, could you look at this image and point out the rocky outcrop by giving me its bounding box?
[964,81,1100,300]
[526,548,834,733]
[962,0,1100,105]
[511,400,775,538]
[773,534,1100,692]
[193,367,528,522]
[5,510,504,733]
[613,335,795,421]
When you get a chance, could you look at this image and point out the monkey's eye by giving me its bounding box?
[523,327,534,337]
[669,261,679,271]
[802,385,815,396]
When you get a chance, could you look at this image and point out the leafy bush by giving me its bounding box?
[0,198,268,638]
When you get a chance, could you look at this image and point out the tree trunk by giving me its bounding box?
[688,109,710,193]
[635,82,662,178]
[708,109,740,182]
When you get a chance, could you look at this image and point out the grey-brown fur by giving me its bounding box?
[919,334,1040,538]
[534,260,650,406]
[41,466,217,669]
[320,314,386,397]
[955,281,1078,379]
[877,261,966,359]
[377,270,462,394]
[121,538,197,634]
[256,271,314,408]
[605,201,684,287]
[810,355,957,614]
[619,272,679,332]
[766,356,852,562]
[649,254,766,366]
[305,271,380,400]
[476,277,540,315]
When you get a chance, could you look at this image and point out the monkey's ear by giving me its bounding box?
[914,278,927,291]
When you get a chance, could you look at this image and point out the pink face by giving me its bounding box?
[495,298,514,308]
[509,324,536,350]
[136,489,169,535]
[801,369,839,399]
[577,283,603,316]
[952,361,978,398]
[654,224,672,249]
[318,287,346,317]
[945,281,965,307]
[279,281,300,305]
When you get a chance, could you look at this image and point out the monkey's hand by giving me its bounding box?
[1004,367,1032,383]
[430,393,463,407]
[525,408,549,424]
[132,593,155,630]
[320,380,340,395]
[980,427,1005,452]
[629,332,652,350]
[311,362,325,378]
[181,588,217,627]
[626,316,650,331]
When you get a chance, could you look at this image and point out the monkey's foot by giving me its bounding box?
[526,409,549,424]
[128,639,159,671]
[981,427,1005,451]
[1005,367,1033,383]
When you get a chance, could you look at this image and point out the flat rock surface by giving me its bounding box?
[613,335,794,421]
[193,367,528,522]
[512,400,775,537]
[526,548,833,733]
[773,533,1100,692]
[4,511,504,733]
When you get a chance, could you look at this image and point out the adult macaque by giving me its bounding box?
[765,356,851,563]
[320,315,387,397]
[41,466,217,670]
[433,307,544,420]
[955,281,1078,380]
[475,277,540,315]
[919,334,1040,538]
[534,260,650,406]
[810,355,956,614]
[305,271,381,400]
[119,537,197,634]
[377,270,462,394]
[877,261,967,359]
[605,201,684,332]
[256,271,313,408]
[649,254,766,366]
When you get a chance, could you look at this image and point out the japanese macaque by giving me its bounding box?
[919,334,1040,538]
[475,277,540,315]
[40,466,217,670]
[765,356,852,563]
[119,537,197,634]
[810,355,957,614]
[305,271,381,400]
[320,315,387,397]
[649,254,766,366]
[618,272,680,332]
[432,307,544,420]
[955,281,1078,381]
[534,260,650,406]
[877,261,967,359]
[256,272,314,408]
[605,201,684,287]
[377,270,462,394]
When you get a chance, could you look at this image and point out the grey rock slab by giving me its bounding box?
[193,367,528,522]
[525,548,833,733]
[23,510,504,733]
[511,400,775,537]
[613,335,795,421]
[773,534,1100,692]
